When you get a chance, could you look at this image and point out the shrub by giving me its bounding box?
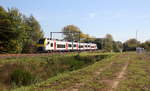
[74,54,80,60]
[10,69,36,86]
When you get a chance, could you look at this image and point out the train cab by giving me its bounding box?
[37,38,54,52]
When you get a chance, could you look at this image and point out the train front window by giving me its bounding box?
[38,39,45,44]
[91,46,95,48]
[47,42,50,45]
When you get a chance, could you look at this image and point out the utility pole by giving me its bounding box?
[136,30,138,41]
[50,32,52,39]
[72,33,73,50]
[136,30,138,47]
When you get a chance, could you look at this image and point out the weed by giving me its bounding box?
[10,69,36,86]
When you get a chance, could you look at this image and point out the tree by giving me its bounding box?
[113,41,123,52]
[0,6,9,53]
[0,6,43,53]
[24,16,43,41]
[22,16,44,53]
[62,25,96,42]
[8,8,27,53]
[0,7,25,53]
[140,40,150,51]
[103,34,114,52]
[123,38,140,51]
[62,25,82,41]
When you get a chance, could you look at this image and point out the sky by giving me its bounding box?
[0,0,150,42]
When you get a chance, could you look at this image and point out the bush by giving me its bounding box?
[74,54,80,60]
[10,69,36,86]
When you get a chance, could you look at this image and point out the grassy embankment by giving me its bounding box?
[0,52,113,91]
[116,53,150,91]
[13,52,150,91]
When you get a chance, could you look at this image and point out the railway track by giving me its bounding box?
[0,53,48,58]
[0,50,101,59]
[0,52,72,59]
[0,51,97,59]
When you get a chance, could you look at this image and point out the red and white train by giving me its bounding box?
[37,38,97,52]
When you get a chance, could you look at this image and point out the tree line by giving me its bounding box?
[0,6,43,53]
[62,25,150,52]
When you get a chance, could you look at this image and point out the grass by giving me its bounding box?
[1,52,150,91]
[116,54,150,91]
[0,52,113,91]
[71,53,129,90]
[12,53,118,91]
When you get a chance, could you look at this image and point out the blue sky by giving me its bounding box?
[0,0,150,42]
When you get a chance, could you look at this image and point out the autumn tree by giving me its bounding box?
[62,25,95,42]
[62,25,81,41]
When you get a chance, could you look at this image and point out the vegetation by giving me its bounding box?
[0,52,111,90]
[62,25,94,41]
[88,34,123,52]
[140,40,150,51]
[12,53,150,91]
[0,6,43,53]
[123,38,140,51]
[62,26,150,52]
[117,54,150,91]
[10,69,36,86]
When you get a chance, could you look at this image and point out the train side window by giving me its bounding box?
[68,44,72,47]
[79,45,83,48]
[51,43,53,47]
[57,44,66,48]
[47,42,50,45]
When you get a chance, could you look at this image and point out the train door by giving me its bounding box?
[66,42,68,51]
[54,41,56,51]
[46,41,51,51]
[76,43,78,50]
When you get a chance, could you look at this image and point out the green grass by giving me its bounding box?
[71,53,129,90]
[12,53,118,91]
[0,52,113,91]
[116,54,150,91]
[1,52,149,91]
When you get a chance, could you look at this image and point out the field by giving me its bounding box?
[0,52,150,91]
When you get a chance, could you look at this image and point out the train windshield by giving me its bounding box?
[38,39,45,44]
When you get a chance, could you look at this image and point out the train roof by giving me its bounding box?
[41,38,97,44]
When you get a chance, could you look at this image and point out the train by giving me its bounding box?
[37,38,97,52]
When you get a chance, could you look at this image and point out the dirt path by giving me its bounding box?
[65,62,114,91]
[110,61,129,91]
[35,54,130,91]
[0,64,3,68]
